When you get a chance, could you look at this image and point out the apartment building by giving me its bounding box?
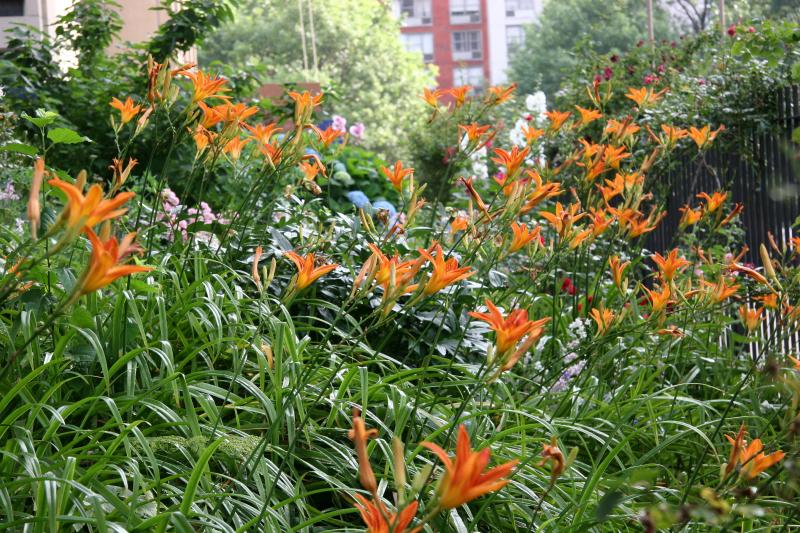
[394,0,542,89]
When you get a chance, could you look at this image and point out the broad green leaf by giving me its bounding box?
[47,128,89,145]
[21,109,59,128]
[0,143,38,156]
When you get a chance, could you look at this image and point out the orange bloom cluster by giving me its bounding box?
[469,299,549,373]
[285,251,338,291]
[421,425,518,509]
[77,229,152,296]
[724,424,785,480]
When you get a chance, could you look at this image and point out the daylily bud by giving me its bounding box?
[27,157,45,238]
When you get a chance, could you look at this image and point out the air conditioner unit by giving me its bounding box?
[423,53,434,61]
[506,9,515,16]
[469,13,480,22]
[421,16,432,24]
[471,51,482,59]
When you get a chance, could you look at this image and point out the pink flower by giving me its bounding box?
[727,24,736,37]
[603,67,613,81]
[349,122,365,140]
[331,114,347,132]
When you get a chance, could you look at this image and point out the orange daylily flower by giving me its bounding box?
[604,118,640,143]
[522,124,545,144]
[459,122,491,143]
[109,158,138,191]
[738,305,764,333]
[450,215,469,234]
[109,96,142,124]
[298,159,325,181]
[348,410,379,493]
[508,222,540,253]
[491,146,530,178]
[223,136,252,160]
[625,87,667,107]
[589,208,614,237]
[285,251,337,290]
[421,425,519,509]
[191,125,216,155]
[288,90,324,125]
[197,101,226,128]
[418,243,474,295]
[756,293,779,309]
[77,228,152,296]
[48,178,135,237]
[590,305,615,335]
[259,141,283,166]
[651,249,690,282]
[618,209,664,239]
[609,256,630,289]
[445,86,472,107]
[520,171,562,213]
[696,191,727,213]
[702,277,739,303]
[688,125,725,149]
[539,436,566,486]
[658,124,688,147]
[312,125,344,148]
[644,284,673,314]
[574,105,602,126]
[181,69,229,103]
[486,83,516,104]
[539,202,585,238]
[469,299,549,356]
[245,122,281,146]
[354,495,420,533]
[545,110,571,131]
[422,87,443,107]
[368,243,424,294]
[679,204,703,227]
[657,325,685,337]
[382,161,414,192]
[568,228,593,249]
[788,354,800,370]
[725,425,785,480]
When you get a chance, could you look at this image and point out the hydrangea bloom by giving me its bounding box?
[331,115,347,132]
[346,190,371,209]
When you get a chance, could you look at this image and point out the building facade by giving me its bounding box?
[0,0,193,61]
[394,0,542,89]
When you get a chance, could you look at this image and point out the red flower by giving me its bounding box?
[727,24,736,36]
[561,278,575,295]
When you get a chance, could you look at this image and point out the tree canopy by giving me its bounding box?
[508,0,673,99]
[200,0,435,157]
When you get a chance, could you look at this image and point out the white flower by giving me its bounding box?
[525,91,547,117]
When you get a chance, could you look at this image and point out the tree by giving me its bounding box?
[200,0,435,158]
[508,0,672,99]
[665,0,800,34]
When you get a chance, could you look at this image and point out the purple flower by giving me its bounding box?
[331,114,347,132]
[349,122,365,140]
[0,181,19,202]
[603,67,613,81]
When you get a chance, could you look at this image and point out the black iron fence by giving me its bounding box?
[647,85,800,258]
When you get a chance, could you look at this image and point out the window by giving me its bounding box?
[396,0,432,26]
[505,0,535,14]
[0,0,24,16]
[450,0,480,24]
[453,66,485,89]
[506,26,525,52]
[452,30,482,60]
[400,33,434,62]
